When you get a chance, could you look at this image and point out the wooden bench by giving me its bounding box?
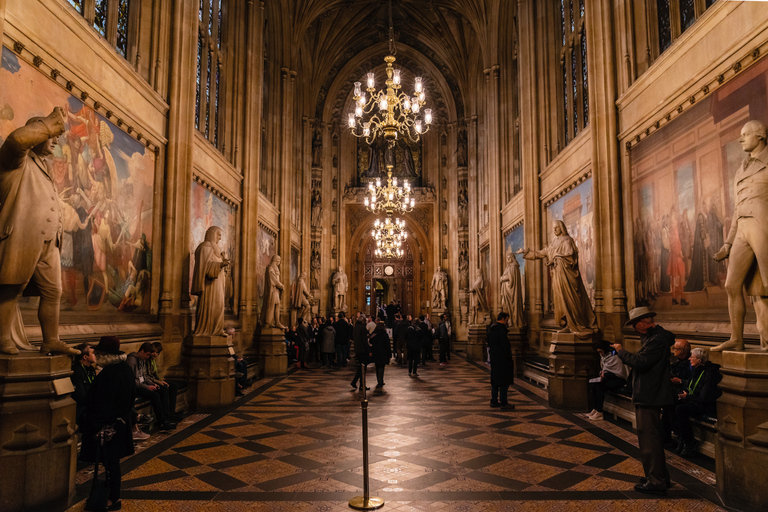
[522,356,550,388]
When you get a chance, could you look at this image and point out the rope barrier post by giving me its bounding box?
[349,363,384,510]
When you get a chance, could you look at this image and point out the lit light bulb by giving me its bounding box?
[418,92,425,102]
[379,98,388,111]
[415,77,422,93]
[393,69,401,85]
[393,178,397,186]
[365,198,369,207]
[367,72,375,89]
[425,109,432,125]
[348,114,355,127]
[415,120,422,133]
[354,82,361,96]
[412,100,419,113]
[355,105,362,117]
[410,198,415,207]
[376,179,381,187]
[404,99,411,111]
[363,123,370,137]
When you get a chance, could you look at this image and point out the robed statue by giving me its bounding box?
[431,266,448,309]
[293,271,312,322]
[518,220,598,338]
[500,249,525,328]
[191,226,230,336]
[262,255,286,329]
[469,269,489,324]
[332,266,348,311]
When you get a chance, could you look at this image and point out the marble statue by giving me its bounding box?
[712,120,768,352]
[191,226,230,336]
[469,269,488,324]
[0,107,79,356]
[459,250,469,290]
[332,266,348,311]
[500,249,525,328]
[310,248,320,290]
[310,188,322,228]
[263,254,286,329]
[518,220,598,338]
[311,129,322,167]
[431,266,448,309]
[293,271,312,322]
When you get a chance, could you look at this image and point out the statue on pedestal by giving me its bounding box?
[0,107,79,356]
[191,226,230,336]
[293,271,312,322]
[712,120,768,352]
[469,269,488,324]
[431,266,448,309]
[500,249,525,329]
[518,220,597,338]
[263,255,286,329]
[332,266,348,311]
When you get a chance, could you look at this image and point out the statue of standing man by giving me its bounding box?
[293,271,312,322]
[333,266,348,312]
[431,266,448,309]
[0,107,79,356]
[263,255,286,329]
[191,226,230,336]
[500,249,525,329]
[469,269,489,324]
[712,120,768,351]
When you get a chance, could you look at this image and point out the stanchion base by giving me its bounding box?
[348,496,385,510]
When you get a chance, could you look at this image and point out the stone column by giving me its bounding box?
[257,326,287,377]
[508,326,526,377]
[0,354,76,512]
[715,350,768,511]
[466,324,487,363]
[183,334,235,410]
[547,332,598,410]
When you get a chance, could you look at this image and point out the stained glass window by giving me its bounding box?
[560,1,566,47]
[67,0,84,13]
[557,0,587,150]
[569,0,574,32]
[93,0,108,36]
[196,0,226,151]
[656,1,717,57]
[571,47,578,138]
[116,0,130,57]
[581,30,589,127]
[657,0,672,53]
[196,35,203,130]
[562,60,569,146]
[214,62,221,146]
[205,56,211,139]
[680,0,696,32]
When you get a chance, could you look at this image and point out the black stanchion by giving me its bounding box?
[349,363,384,510]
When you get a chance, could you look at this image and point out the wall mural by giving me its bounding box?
[357,137,421,186]
[0,47,155,316]
[546,178,595,307]
[256,225,276,317]
[504,224,526,281]
[189,180,237,313]
[630,55,768,313]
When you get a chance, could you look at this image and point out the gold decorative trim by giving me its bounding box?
[193,174,239,209]
[624,43,765,151]
[543,170,592,208]
[6,38,160,153]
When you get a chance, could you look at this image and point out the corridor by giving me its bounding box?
[67,357,725,511]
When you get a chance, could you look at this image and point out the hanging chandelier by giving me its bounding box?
[372,217,407,259]
[347,0,432,146]
[364,164,414,214]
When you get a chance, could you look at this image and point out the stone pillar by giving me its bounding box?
[508,326,526,377]
[715,350,768,511]
[257,326,287,377]
[467,324,487,363]
[0,354,76,512]
[183,335,235,410]
[547,332,598,410]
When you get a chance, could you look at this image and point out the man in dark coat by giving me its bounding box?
[612,307,675,495]
[673,347,722,457]
[406,319,423,377]
[334,312,351,367]
[488,312,515,410]
[437,314,450,365]
[370,322,392,387]
[350,314,371,390]
[393,314,409,364]
[79,336,136,511]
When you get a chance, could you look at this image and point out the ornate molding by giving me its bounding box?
[193,174,239,208]
[543,170,592,208]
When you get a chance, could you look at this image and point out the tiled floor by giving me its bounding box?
[66,355,727,511]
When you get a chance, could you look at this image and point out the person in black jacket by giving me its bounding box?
[406,319,423,377]
[71,342,97,429]
[488,312,515,410]
[393,314,410,364]
[673,347,721,457]
[437,314,450,365]
[350,314,371,390]
[612,307,675,495]
[663,339,692,443]
[370,322,392,387]
[334,312,351,367]
[79,336,136,511]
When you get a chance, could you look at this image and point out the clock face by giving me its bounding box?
[384,265,394,276]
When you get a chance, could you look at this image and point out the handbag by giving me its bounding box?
[85,425,116,512]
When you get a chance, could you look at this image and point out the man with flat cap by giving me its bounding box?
[611,307,675,495]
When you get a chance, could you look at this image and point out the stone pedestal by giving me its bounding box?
[183,334,235,411]
[0,353,77,512]
[715,350,768,511]
[467,324,487,362]
[508,326,526,377]
[257,326,287,377]
[547,332,597,410]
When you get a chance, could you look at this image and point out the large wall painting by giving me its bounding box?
[504,224,526,280]
[630,55,768,314]
[546,178,595,307]
[0,47,155,317]
[190,180,238,313]
[256,225,277,317]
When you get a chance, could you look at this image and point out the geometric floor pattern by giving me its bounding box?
[66,354,727,511]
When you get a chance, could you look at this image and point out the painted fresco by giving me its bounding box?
[357,137,422,186]
[630,55,768,313]
[547,178,595,306]
[0,47,155,315]
[504,224,526,280]
[190,181,237,313]
[256,225,276,316]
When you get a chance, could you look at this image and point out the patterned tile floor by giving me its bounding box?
[65,355,728,511]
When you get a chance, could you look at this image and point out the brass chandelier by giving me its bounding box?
[347,0,432,146]
[364,165,415,214]
[372,217,407,259]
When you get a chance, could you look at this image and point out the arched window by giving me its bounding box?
[654,0,718,57]
[195,0,226,150]
[557,0,588,150]
[65,0,136,60]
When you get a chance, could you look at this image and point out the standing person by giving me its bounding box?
[418,315,432,366]
[393,314,409,364]
[436,314,450,365]
[586,343,628,420]
[320,318,336,368]
[406,318,422,377]
[333,312,351,367]
[296,318,310,368]
[612,307,674,495]
[350,314,371,390]
[487,312,515,410]
[370,322,392,387]
[386,301,397,328]
[309,317,320,363]
[79,336,135,512]
[71,342,97,428]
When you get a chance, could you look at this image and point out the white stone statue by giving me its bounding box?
[519,220,598,338]
[712,120,768,351]
[500,249,525,329]
[293,271,312,322]
[263,254,286,329]
[431,266,448,309]
[469,269,488,324]
[332,266,348,311]
[191,226,231,336]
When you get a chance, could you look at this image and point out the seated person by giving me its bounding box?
[126,342,176,431]
[673,347,722,457]
[663,339,692,443]
[71,342,97,429]
[586,342,629,420]
[148,342,180,420]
